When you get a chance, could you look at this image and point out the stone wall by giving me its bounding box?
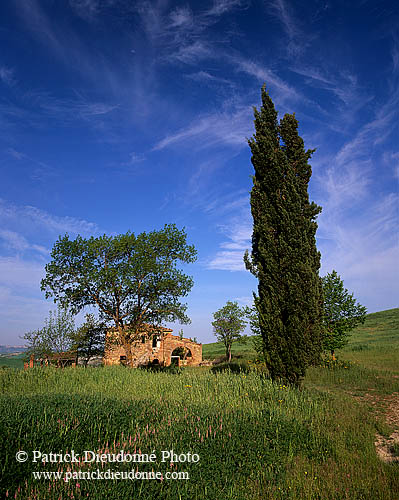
[103,328,202,367]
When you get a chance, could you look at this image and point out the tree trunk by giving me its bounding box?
[227,345,232,363]
[121,339,133,366]
[117,323,133,367]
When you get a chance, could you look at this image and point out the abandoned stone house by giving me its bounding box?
[103,325,202,368]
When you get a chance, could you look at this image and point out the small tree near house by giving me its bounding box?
[212,301,247,362]
[322,270,367,359]
[73,313,107,366]
[41,224,197,366]
[244,303,264,360]
[22,305,76,366]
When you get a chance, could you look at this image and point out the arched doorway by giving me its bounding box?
[171,346,192,365]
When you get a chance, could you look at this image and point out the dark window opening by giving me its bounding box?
[141,336,146,343]
[171,347,192,359]
[171,356,180,366]
[152,336,158,348]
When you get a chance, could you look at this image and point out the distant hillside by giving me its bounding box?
[0,353,25,369]
[202,338,256,361]
[202,308,399,362]
[0,345,27,354]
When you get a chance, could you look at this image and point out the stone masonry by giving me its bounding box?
[103,325,202,367]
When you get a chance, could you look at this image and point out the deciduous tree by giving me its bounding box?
[244,304,264,360]
[41,224,197,366]
[212,301,247,362]
[73,313,106,366]
[22,306,76,364]
[322,270,367,359]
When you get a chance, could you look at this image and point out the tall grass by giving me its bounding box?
[1,309,398,499]
[1,365,398,499]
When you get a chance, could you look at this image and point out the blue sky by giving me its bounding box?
[0,0,398,345]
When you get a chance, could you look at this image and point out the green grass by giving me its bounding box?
[306,308,399,396]
[202,339,257,361]
[0,353,25,369]
[1,308,398,499]
[2,366,398,500]
[339,308,399,373]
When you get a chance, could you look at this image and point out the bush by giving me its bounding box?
[319,356,353,370]
[140,363,183,374]
[349,343,370,351]
[211,360,252,374]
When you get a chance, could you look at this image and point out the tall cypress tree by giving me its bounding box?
[244,86,323,386]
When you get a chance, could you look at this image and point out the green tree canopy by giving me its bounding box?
[22,306,75,362]
[244,85,323,385]
[322,270,367,357]
[244,303,264,360]
[41,224,197,366]
[73,313,107,366]
[212,301,247,362]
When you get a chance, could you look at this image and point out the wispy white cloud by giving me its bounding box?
[334,93,398,167]
[6,148,58,183]
[15,0,65,56]
[0,101,29,133]
[0,230,48,255]
[207,249,247,271]
[7,148,25,160]
[232,295,253,306]
[115,152,146,171]
[383,151,399,179]
[392,31,399,74]
[213,195,250,214]
[314,84,399,311]
[234,59,300,103]
[124,152,145,165]
[0,74,120,138]
[153,103,252,151]
[207,214,252,271]
[137,0,248,64]
[0,198,104,342]
[179,156,233,208]
[26,91,119,122]
[318,191,399,309]
[0,284,92,342]
[0,201,103,341]
[169,5,194,29]
[0,287,51,342]
[169,41,213,64]
[0,66,16,87]
[13,0,123,92]
[269,0,299,40]
[203,0,249,19]
[139,0,247,40]
[0,257,44,290]
[69,0,104,21]
[0,198,101,237]
[289,64,373,125]
[185,71,233,87]
[266,0,314,57]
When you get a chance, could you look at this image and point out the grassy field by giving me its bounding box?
[306,309,399,397]
[0,352,25,369]
[1,308,398,499]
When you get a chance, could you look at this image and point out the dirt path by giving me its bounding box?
[354,391,399,463]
